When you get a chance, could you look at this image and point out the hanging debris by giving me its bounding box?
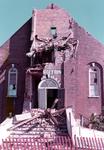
[26,30,79,60]
[26,64,43,76]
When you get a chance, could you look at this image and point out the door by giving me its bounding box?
[38,88,47,109]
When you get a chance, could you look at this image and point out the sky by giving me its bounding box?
[0,0,104,46]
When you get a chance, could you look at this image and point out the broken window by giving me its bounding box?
[8,64,18,97]
[89,63,100,97]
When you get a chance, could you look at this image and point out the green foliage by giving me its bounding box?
[89,113,104,131]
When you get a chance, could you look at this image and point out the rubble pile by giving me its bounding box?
[9,108,68,139]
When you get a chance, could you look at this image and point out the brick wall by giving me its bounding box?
[0,19,31,122]
[64,21,104,118]
[32,5,104,118]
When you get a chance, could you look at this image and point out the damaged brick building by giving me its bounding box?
[0,4,104,123]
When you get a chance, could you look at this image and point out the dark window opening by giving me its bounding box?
[94,78,97,83]
[33,50,54,65]
[50,27,57,39]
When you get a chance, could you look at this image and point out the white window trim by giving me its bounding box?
[88,66,100,98]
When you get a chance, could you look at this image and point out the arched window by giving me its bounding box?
[89,63,101,97]
[8,64,18,97]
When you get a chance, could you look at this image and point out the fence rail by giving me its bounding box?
[74,135,104,150]
[1,136,72,150]
[1,135,104,150]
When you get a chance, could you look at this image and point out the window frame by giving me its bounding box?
[7,66,18,97]
[88,63,100,98]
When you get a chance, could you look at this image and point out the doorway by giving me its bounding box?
[38,78,59,109]
[47,89,58,108]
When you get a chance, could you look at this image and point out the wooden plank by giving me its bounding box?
[92,137,96,149]
[65,136,69,150]
[100,138,104,149]
[85,137,91,150]
[95,137,99,150]
[98,138,102,150]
